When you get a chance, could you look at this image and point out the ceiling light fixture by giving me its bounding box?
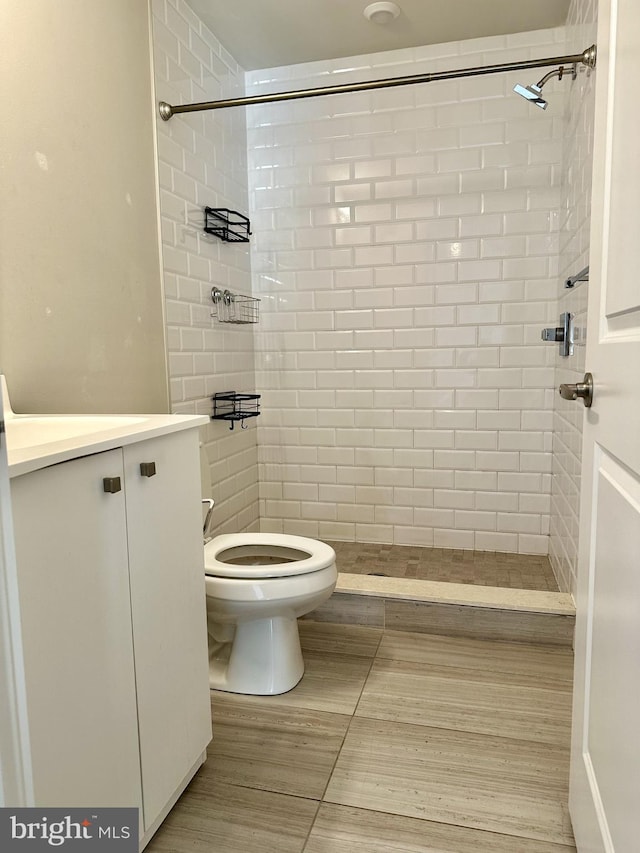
[363,2,401,25]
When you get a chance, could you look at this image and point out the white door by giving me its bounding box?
[123,430,211,831]
[11,450,143,811]
[569,1,640,850]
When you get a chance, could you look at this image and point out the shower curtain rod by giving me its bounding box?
[159,44,596,120]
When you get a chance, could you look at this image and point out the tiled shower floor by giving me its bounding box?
[326,542,560,592]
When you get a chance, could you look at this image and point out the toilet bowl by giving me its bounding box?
[204,532,337,695]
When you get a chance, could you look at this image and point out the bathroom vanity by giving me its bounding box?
[5,397,211,849]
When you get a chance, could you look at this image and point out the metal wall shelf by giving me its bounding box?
[212,392,261,430]
[204,207,251,243]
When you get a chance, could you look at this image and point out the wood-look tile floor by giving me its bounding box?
[147,622,576,853]
[327,541,560,591]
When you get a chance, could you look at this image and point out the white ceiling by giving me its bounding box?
[186,0,571,70]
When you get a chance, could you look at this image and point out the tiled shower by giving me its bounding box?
[152,0,596,596]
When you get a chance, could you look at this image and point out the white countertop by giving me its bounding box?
[6,413,209,478]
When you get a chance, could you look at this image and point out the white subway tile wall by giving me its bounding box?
[550,0,597,593]
[152,0,259,534]
[246,30,568,552]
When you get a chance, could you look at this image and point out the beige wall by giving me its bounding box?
[0,0,169,414]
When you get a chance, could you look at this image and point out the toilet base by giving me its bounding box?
[209,615,304,695]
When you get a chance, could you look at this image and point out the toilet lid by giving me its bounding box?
[204,532,336,579]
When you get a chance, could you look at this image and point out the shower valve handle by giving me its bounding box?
[542,312,573,357]
[541,327,565,342]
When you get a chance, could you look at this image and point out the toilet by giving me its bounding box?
[204,532,337,695]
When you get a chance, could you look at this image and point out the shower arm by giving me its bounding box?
[536,65,577,88]
[158,44,596,120]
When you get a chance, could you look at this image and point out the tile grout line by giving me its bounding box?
[343,677,572,754]
[313,627,573,841]
[337,713,573,754]
[302,800,578,852]
[299,628,386,851]
[303,628,384,828]
[327,627,384,773]
[350,626,573,751]
[154,623,575,851]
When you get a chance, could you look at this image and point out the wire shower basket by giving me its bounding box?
[212,392,261,430]
[204,207,251,243]
[211,287,259,324]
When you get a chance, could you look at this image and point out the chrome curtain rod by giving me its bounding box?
[159,44,596,120]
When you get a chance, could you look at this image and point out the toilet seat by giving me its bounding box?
[204,532,336,579]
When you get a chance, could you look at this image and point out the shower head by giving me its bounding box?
[513,64,577,109]
[513,82,548,109]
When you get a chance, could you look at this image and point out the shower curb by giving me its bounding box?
[336,573,575,614]
[303,574,576,647]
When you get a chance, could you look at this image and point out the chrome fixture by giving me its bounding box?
[565,265,589,289]
[211,287,260,324]
[559,373,593,408]
[542,312,573,357]
[158,45,596,119]
[513,64,577,110]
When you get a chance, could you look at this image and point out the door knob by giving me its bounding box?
[559,372,593,408]
[140,461,157,478]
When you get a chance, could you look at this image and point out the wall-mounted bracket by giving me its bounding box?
[212,392,261,430]
[565,266,589,288]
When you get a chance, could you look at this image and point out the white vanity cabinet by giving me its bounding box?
[10,426,211,843]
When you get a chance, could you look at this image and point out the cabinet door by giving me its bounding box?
[10,450,143,811]
[123,430,211,829]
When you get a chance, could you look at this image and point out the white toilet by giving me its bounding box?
[204,532,337,695]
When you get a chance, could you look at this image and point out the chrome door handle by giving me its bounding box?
[559,372,593,407]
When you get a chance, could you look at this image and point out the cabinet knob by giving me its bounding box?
[103,476,122,494]
[140,462,157,478]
